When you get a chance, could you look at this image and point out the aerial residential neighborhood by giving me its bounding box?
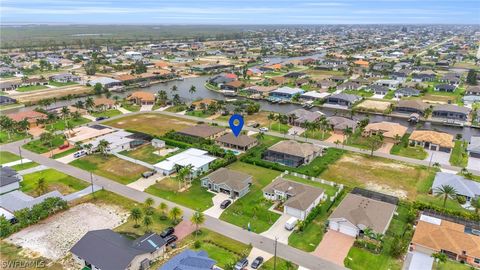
[0,1,479,270]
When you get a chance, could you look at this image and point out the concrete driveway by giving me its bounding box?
[425,150,451,166]
[313,230,354,266]
[203,192,231,218]
[140,104,153,111]
[377,142,394,154]
[260,214,294,244]
[56,153,77,164]
[127,174,164,191]
[245,247,273,270]
[325,133,344,144]
[467,157,480,171]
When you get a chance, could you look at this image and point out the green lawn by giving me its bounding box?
[48,81,78,87]
[383,90,395,100]
[52,147,79,159]
[121,102,141,112]
[70,154,148,184]
[46,117,91,131]
[219,162,281,233]
[0,241,63,270]
[185,110,213,118]
[0,131,28,144]
[345,130,378,150]
[178,229,251,269]
[20,168,88,196]
[283,174,338,197]
[0,151,21,164]
[119,144,178,164]
[91,109,123,118]
[302,130,332,141]
[259,257,297,270]
[145,177,214,212]
[344,89,374,98]
[15,85,48,92]
[11,161,39,171]
[433,260,472,270]
[449,140,468,167]
[270,122,290,134]
[390,134,428,160]
[23,135,66,154]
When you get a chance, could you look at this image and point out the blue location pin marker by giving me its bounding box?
[229,114,244,137]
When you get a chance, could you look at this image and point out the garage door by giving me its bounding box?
[339,223,358,237]
[329,221,339,231]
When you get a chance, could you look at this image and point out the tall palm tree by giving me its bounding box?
[169,206,182,223]
[434,185,457,207]
[144,197,154,209]
[85,97,94,112]
[171,85,178,93]
[61,106,70,126]
[190,211,205,236]
[130,208,142,228]
[143,215,152,232]
[158,202,168,218]
[74,100,84,109]
[267,112,276,130]
[16,119,29,135]
[343,126,353,144]
[36,177,47,195]
[97,139,110,157]
[189,85,196,95]
[0,116,15,140]
[471,197,480,214]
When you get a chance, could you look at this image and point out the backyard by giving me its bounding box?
[119,144,181,164]
[70,154,148,184]
[145,177,214,212]
[46,117,91,132]
[219,161,281,233]
[20,169,88,196]
[103,113,195,137]
[0,151,39,171]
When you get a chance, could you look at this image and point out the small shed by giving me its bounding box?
[151,138,165,148]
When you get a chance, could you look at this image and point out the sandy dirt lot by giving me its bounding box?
[12,86,91,104]
[104,113,195,136]
[6,203,128,261]
[356,100,392,112]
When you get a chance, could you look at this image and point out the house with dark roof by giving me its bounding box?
[215,133,258,151]
[412,73,436,82]
[432,104,471,121]
[369,85,389,95]
[434,84,456,92]
[466,86,480,96]
[395,100,429,115]
[177,124,225,140]
[263,140,323,167]
[0,96,17,106]
[263,177,325,220]
[201,168,252,199]
[395,87,420,98]
[325,93,362,107]
[467,136,480,158]
[0,167,22,194]
[49,73,81,83]
[287,109,323,127]
[326,116,357,134]
[70,229,166,270]
[269,87,304,99]
[432,172,480,202]
[159,249,216,270]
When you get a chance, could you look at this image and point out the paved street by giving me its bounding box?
[0,140,345,270]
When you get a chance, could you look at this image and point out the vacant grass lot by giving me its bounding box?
[48,81,78,87]
[46,117,91,132]
[21,169,88,196]
[16,85,48,92]
[320,153,434,199]
[0,151,20,164]
[390,134,428,160]
[449,140,468,167]
[0,131,27,144]
[23,134,66,154]
[70,154,148,184]
[219,162,281,233]
[103,113,195,137]
[302,129,332,141]
[119,144,175,164]
[90,109,123,118]
[145,177,214,212]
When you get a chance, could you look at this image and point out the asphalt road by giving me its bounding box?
[1,139,346,270]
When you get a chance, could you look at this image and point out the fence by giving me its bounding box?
[279,170,344,201]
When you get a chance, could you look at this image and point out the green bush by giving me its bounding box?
[413,201,480,221]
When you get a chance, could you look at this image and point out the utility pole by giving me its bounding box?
[90,172,95,198]
[18,147,23,167]
[274,236,278,270]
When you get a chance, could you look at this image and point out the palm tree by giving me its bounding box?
[171,85,178,93]
[36,177,47,195]
[130,208,142,228]
[158,202,168,218]
[0,116,15,140]
[252,205,259,219]
[157,90,168,105]
[190,211,205,236]
[143,215,152,232]
[144,197,154,215]
[267,112,276,131]
[61,106,70,127]
[83,143,93,154]
[179,165,194,188]
[471,197,480,214]
[169,206,182,223]
[434,185,457,207]
[431,252,447,264]
[85,97,94,112]
[74,100,84,109]
[343,126,353,144]
[97,139,110,157]
[189,85,196,95]
[16,119,29,135]
[363,227,374,239]
[285,260,293,270]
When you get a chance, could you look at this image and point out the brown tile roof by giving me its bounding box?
[412,219,480,258]
[191,98,217,107]
[215,133,258,148]
[178,124,224,138]
[6,110,47,123]
[245,85,277,93]
[115,74,136,81]
[263,177,324,211]
[267,140,323,158]
[409,130,454,148]
[94,98,115,107]
[329,193,397,234]
[364,121,407,139]
[225,80,252,88]
[204,168,252,191]
[127,91,155,102]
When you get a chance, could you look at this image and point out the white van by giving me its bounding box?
[284,217,298,231]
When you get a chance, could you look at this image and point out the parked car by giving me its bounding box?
[234,258,248,270]
[285,217,298,231]
[73,150,87,158]
[95,116,109,121]
[164,234,178,245]
[142,171,155,178]
[58,144,69,150]
[220,199,232,209]
[259,127,269,132]
[160,227,175,238]
[251,256,264,269]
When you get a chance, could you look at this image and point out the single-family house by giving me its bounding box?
[326,116,357,134]
[6,110,47,127]
[177,124,225,140]
[325,93,362,107]
[432,104,470,121]
[0,96,17,105]
[93,98,116,111]
[127,91,156,105]
[208,74,235,85]
[244,85,277,96]
[221,80,252,91]
[0,167,22,194]
[191,99,217,110]
[263,140,323,167]
[395,100,429,116]
[300,91,329,101]
[0,81,20,91]
[65,125,116,144]
[363,121,408,143]
[89,130,146,153]
[374,79,401,89]
[409,130,454,152]
[215,133,258,151]
[89,77,122,88]
[412,73,436,82]
[328,188,398,237]
[70,229,166,270]
[369,85,389,95]
[434,84,456,92]
[432,172,480,202]
[153,148,216,176]
[467,136,480,158]
[269,87,304,100]
[49,73,81,83]
[159,249,216,270]
[410,215,480,268]
[287,109,323,127]
[337,81,362,91]
[201,168,252,199]
[395,87,421,98]
[263,177,325,220]
[466,86,480,96]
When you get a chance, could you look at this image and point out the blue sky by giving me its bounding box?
[1,0,479,24]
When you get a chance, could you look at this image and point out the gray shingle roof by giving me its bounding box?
[159,249,216,270]
[432,172,480,199]
[263,177,324,211]
[0,167,20,187]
